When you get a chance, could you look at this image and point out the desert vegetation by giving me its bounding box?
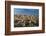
[14,14,39,27]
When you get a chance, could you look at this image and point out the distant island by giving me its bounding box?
[14,14,39,27]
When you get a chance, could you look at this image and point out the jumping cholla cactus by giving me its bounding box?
[31,15,37,23]
[14,14,38,27]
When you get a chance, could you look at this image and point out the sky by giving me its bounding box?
[14,8,39,16]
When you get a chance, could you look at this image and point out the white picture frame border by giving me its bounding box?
[11,5,42,31]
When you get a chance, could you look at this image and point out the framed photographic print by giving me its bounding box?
[5,1,45,35]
